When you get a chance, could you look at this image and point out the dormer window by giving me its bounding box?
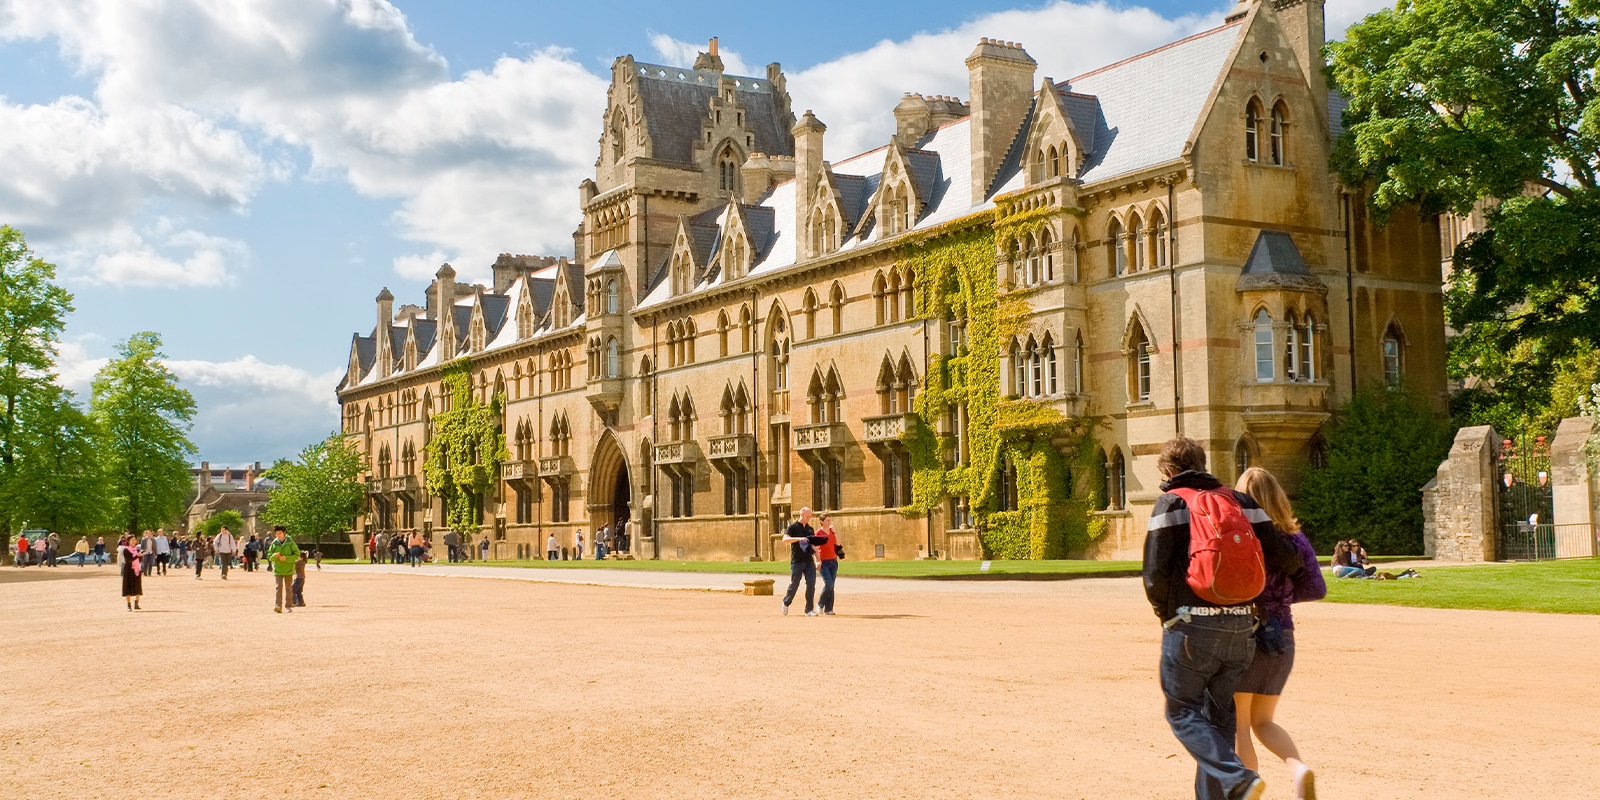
[717,145,741,194]
[671,253,692,296]
[1270,102,1288,166]
[1245,99,1264,163]
[605,279,619,314]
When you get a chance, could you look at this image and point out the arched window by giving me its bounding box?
[1152,211,1168,268]
[1028,336,1043,397]
[684,319,697,364]
[877,357,897,414]
[1299,313,1316,381]
[1109,218,1127,277]
[873,272,888,325]
[639,357,653,415]
[1129,322,1153,402]
[1044,334,1058,395]
[1047,145,1061,178]
[1129,213,1146,272]
[718,146,741,194]
[1246,99,1263,162]
[717,311,731,357]
[1039,228,1055,283]
[739,305,753,353]
[1253,310,1274,383]
[1010,338,1026,397]
[1284,311,1301,381]
[605,337,619,379]
[901,267,916,317]
[1382,325,1404,386]
[896,354,915,412]
[802,289,818,339]
[887,269,901,322]
[1234,439,1252,480]
[605,279,619,314]
[1270,102,1287,166]
[1073,332,1085,394]
[830,283,846,334]
[1110,449,1127,510]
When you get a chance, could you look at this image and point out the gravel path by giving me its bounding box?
[3,564,1594,799]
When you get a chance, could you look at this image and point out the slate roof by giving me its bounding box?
[1061,21,1242,184]
[1327,91,1350,141]
[563,262,586,313]
[903,149,945,215]
[1237,230,1325,292]
[480,294,510,339]
[410,319,436,358]
[832,173,872,231]
[633,63,793,165]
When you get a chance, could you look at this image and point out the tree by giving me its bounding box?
[196,509,245,538]
[262,433,366,544]
[1329,1,1600,433]
[5,385,107,534]
[91,332,197,538]
[422,360,507,533]
[0,226,75,542]
[1297,388,1454,555]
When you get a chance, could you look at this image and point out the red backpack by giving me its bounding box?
[1170,487,1266,605]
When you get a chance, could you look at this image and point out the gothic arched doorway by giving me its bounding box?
[588,431,632,551]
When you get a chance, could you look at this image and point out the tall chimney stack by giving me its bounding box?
[792,110,827,260]
[967,39,1037,204]
[434,264,457,361]
[200,462,211,488]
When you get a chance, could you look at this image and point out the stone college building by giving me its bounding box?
[338,0,1446,561]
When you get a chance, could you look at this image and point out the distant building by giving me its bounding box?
[181,461,275,538]
[338,1,1447,560]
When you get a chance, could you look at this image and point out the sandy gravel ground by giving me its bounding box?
[2,563,1595,799]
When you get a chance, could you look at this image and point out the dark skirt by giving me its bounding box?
[121,561,143,597]
[1237,628,1296,696]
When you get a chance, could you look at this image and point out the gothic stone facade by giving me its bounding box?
[337,1,1446,561]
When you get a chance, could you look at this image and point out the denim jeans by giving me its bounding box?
[818,558,839,612]
[409,546,424,567]
[1159,614,1259,800]
[291,575,305,606]
[783,562,817,612]
[1332,565,1368,578]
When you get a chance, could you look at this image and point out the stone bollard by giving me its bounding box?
[743,578,775,596]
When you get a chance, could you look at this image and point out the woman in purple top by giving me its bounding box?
[1233,467,1326,800]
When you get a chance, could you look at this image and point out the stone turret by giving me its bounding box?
[894,93,970,148]
[376,288,394,377]
[433,264,457,361]
[967,39,1037,203]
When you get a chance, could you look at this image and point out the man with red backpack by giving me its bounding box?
[1143,436,1304,800]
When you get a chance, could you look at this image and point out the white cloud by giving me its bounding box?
[648,30,753,76]
[1327,0,1398,40]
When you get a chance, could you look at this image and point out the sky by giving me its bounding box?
[0,0,1393,468]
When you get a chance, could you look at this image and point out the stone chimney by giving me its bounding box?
[200,462,211,487]
[694,37,724,72]
[434,263,457,361]
[376,287,394,377]
[894,94,969,148]
[793,110,826,259]
[1271,0,1327,126]
[741,152,772,204]
[967,39,1037,204]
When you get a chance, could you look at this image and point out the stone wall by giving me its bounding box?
[1550,416,1597,557]
[1422,425,1498,562]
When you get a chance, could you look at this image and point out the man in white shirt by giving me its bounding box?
[212,527,238,579]
[153,529,171,575]
[546,532,559,561]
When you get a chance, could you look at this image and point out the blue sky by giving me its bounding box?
[0,0,1390,466]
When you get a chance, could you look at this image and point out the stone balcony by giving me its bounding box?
[653,440,703,467]
[500,459,538,484]
[367,475,419,495]
[794,422,843,452]
[538,455,576,479]
[707,433,755,461]
[862,413,917,456]
[586,376,624,414]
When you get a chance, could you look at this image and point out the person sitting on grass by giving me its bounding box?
[1330,541,1374,579]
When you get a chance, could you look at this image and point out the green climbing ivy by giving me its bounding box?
[900,215,1109,559]
[422,359,510,534]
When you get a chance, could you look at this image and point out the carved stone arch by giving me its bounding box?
[587,428,634,536]
[1121,306,1160,355]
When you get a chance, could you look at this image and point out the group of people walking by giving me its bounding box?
[780,508,843,616]
[116,524,310,613]
[10,531,97,566]
[1143,436,1326,800]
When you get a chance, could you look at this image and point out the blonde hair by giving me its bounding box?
[1235,466,1298,533]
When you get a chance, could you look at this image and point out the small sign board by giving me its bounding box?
[980,560,992,572]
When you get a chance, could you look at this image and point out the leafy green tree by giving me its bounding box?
[262,433,366,544]
[196,509,245,538]
[1329,0,1600,433]
[0,226,75,545]
[91,332,197,538]
[423,361,507,533]
[1297,388,1454,555]
[6,385,107,534]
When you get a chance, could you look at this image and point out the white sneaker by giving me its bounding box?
[805,611,818,617]
[781,603,789,616]
[1235,777,1266,800]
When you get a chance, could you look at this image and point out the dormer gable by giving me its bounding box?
[468,294,488,353]
[1026,80,1089,183]
[805,166,847,256]
[872,143,925,237]
[667,219,701,297]
[717,203,753,280]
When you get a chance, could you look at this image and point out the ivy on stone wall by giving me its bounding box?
[900,218,1108,559]
[422,360,510,534]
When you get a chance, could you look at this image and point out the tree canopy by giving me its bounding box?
[5,385,108,534]
[91,332,197,537]
[0,226,75,535]
[196,509,245,538]
[1330,0,1600,432]
[262,433,366,541]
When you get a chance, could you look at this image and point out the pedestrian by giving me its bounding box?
[814,513,843,616]
[265,526,301,613]
[243,534,259,572]
[47,531,61,567]
[138,531,155,576]
[93,536,106,566]
[213,527,237,579]
[573,530,584,561]
[119,536,143,611]
[15,533,29,567]
[154,529,170,575]
[291,548,308,607]
[74,536,90,567]
[314,547,322,570]
[1142,436,1302,800]
[33,534,47,568]
[780,507,824,616]
[407,530,424,567]
[193,534,211,579]
[621,518,633,554]
[370,532,384,564]
[595,524,608,560]
[443,529,460,563]
[546,532,559,561]
[478,535,489,562]
[1233,468,1326,800]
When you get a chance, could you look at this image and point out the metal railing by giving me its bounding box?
[1498,523,1597,561]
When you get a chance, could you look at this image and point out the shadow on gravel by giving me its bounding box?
[837,614,927,620]
[0,569,109,584]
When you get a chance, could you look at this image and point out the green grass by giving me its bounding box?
[326,557,1141,579]
[1322,559,1600,615]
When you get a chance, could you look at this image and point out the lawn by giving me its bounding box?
[1321,558,1600,615]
